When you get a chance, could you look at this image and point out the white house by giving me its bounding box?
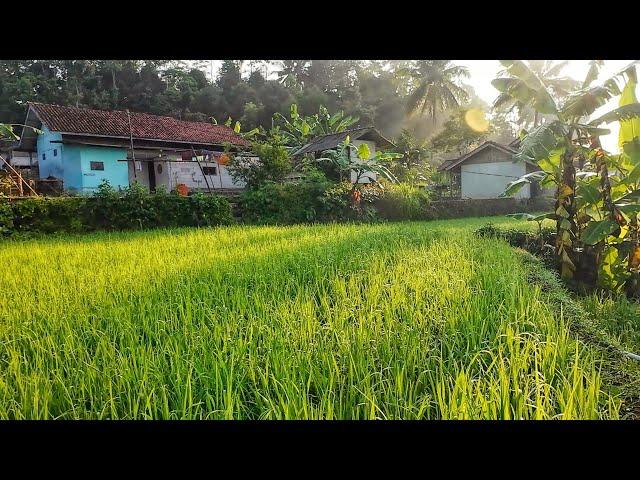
[437,140,546,200]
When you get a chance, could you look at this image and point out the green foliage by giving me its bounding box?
[375,183,431,220]
[496,61,640,294]
[427,108,490,155]
[404,60,470,121]
[0,200,14,234]
[273,103,359,152]
[321,182,381,221]
[0,123,19,140]
[492,60,579,130]
[581,220,619,246]
[10,196,86,234]
[0,60,403,141]
[238,167,402,225]
[475,223,556,262]
[238,170,335,224]
[389,129,433,184]
[317,139,400,185]
[0,181,232,237]
[227,136,292,188]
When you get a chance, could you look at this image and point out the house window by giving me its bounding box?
[202,166,217,176]
[53,149,57,157]
[90,161,105,171]
[42,153,46,161]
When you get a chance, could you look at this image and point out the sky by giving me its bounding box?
[198,60,633,152]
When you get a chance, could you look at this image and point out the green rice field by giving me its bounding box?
[0,216,630,419]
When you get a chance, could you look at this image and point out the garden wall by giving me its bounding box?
[419,197,554,220]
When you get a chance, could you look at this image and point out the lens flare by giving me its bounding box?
[465,108,489,133]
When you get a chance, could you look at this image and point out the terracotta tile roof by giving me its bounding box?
[28,102,249,147]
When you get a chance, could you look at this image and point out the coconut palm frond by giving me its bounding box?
[404,61,470,121]
[406,81,429,114]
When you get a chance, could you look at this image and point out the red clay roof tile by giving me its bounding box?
[28,102,249,147]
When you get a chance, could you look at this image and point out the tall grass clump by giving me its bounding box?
[0,216,620,419]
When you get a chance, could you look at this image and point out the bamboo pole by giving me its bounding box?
[0,154,39,196]
[190,145,212,194]
[126,109,137,181]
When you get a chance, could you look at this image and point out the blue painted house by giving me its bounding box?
[18,103,249,194]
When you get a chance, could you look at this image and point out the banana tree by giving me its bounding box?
[494,60,640,292]
[272,104,359,153]
[493,60,581,129]
[0,124,19,141]
[317,136,400,195]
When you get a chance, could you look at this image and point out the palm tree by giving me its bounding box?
[493,60,580,129]
[404,60,470,122]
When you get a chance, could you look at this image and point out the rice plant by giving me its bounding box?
[0,216,621,419]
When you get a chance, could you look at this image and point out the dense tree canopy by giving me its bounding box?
[0,60,516,156]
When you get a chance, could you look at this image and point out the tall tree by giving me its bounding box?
[404,60,470,122]
[276,60,310,89]
[216,60,243,92]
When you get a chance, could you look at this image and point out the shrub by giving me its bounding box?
[227,138,292,188]
[0,199,14,234]
[0,181,233,237]
[187,193,233,227]
[11,196,86,234]
[239,170,332,224]
[375,183,430,220]
[320,182,380,222]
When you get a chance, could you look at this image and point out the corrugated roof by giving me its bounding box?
[292,127,396,156]
[27,102,249,147]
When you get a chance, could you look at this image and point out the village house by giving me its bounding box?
[293,127,396,183]
[437,139,548,200]
[15,103,251,194]
[10,104,398,195]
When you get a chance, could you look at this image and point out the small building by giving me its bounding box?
[437,140,544,200]
[16,102,250,194]
[292,127,396,183]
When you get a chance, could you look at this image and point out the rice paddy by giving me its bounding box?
[0,216,625,419]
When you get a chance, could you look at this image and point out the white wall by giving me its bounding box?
[127,156,246,192]
[164,162,231,191]
[128,160,150,187]
[461,161,530,199]
[350,140,377,183]
[159,156,247,192]
[8,151,33,167]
